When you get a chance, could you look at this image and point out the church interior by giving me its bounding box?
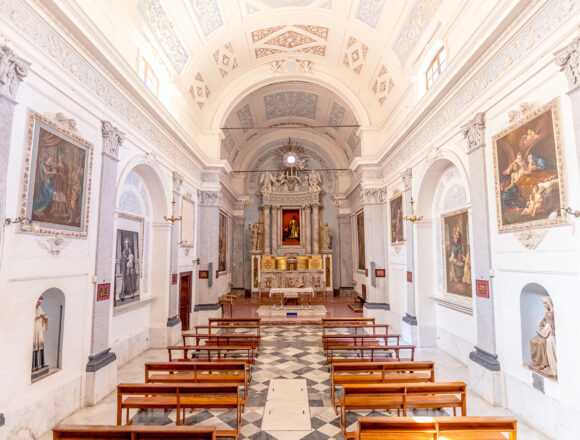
[1,0,580,439]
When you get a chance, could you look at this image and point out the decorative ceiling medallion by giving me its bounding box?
[356,0,386,28]
[394,0,442,65]
[371,64,394,105]
[269,58,314,74]
[188,72,211,109]
[213,42,239,78]
[264,91,318,120]
[342,36,368,74]
[191,0,223,36]
[252,24,329,58]
[138,0,189,73]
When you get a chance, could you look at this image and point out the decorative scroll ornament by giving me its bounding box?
[361,187,387,205]
[198,190,221,207]
[269,58,314,75]
[172,171,184,193]
[555,33,580,90]
[0,43,30,99]
[514,229,549,250]
[101,121,125,159]
[508,102,535,123]
[34,234,72,255]
[462,112,486,153]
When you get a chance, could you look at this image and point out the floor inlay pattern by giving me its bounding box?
[129,325,448,439]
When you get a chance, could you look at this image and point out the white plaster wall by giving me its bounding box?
[110,305,151,366]
[434,305,476,362]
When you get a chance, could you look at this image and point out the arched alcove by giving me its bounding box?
[520,283,557,378]
[32,289,65,379]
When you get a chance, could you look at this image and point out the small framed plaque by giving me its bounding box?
[407,271,413,283]
[199,270,209,279]
[97,283,110,301]
[476,279,490,298]
[171,274,178,285]
[375,269,386,278]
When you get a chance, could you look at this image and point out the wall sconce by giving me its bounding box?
[4,217,31,227]
[333,195,344,209]
[549,207,580,219]
[404,197,423,223]
[193,258,200,265]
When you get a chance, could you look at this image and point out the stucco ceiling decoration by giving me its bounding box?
[342,36,368,75]
[189,72,211,108]
[252,24,329,58]
[269,58,314,75]
[213,42,239,77]
[244,0,333,15]
[192,0,224,36]
[264,91,318,120]
[356,0,386,28]
[371,64,394,105]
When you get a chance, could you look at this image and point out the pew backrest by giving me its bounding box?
[53,424,216,440]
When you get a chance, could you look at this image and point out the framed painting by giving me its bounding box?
[20,110,93,236]
[390,194,404,244]
[282,209,301,246]
[180,197,195,248]
[492,99,566,232]
[375,269,386,278]
[114,213,144,306]
[218,212,227,272]
[356,211,365,271]
[442,208,472,297]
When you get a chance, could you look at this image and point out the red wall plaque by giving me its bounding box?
[375,269,386,278]
[199,270,209,279]
[97,283,110,301]
[407,271,413,283]
[476,279,490,298]
[172,274,178,285]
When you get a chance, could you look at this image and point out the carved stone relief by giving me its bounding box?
[514,229,549,250]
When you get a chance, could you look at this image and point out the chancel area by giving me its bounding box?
[0,0,579,439]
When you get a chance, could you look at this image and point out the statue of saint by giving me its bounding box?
[321,223,332,250]
[249,223,259,251]
[32,297,49,371]
[288,215,300,240]
[529,296,557,377]
[260,172,275,193]
[307,170,321,192]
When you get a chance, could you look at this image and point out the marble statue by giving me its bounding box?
[529,296,557,377]
[32,297,49,372]
[260,172,275,193]
[249,223,259,251]
[321,222,331,250]
[307,170,321,192]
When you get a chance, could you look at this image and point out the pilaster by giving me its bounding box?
[263,204,271,254]
[196,189,221,305]
[167,172,183,328]
[401,169,418,330]
[337,214,354,288]
[232,215,245,288]
[312,204,320,254]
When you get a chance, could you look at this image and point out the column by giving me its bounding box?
[0,44,29,266]
[312,204,320,254]
[263,204,271,254]
[231,215,245,289]
[555,35,580,176]
[401,169,419,335]
[304,205,311,254]
[462,113,503,405]
[167,172,182,329]
[271,206,278,255]
[337,214,354,288]
[196,190,221,307]
[85,121,124,405]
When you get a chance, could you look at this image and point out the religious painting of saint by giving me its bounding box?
[390,194,404,244]
[114,229,140,306]
[218,212,227,272]
[492,99,566,232]
[21,111,93,236]
[442,209,472,297]
[356,211,365,271]
[282,209,300,246]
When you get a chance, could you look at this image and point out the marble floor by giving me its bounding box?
[41,325,550,440]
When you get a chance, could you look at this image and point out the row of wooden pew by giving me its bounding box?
[320,317,517,439]
[55,318,262,440]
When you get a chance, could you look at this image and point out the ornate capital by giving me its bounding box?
[462,112,486,154]
[197,190,220,207]
[0,43,30,100]
[337,214,351,225]
[555,34,580,91]
[172,171,184,193]
[101,121,125,159]
[401,168,412,191]
[361,187,387,205]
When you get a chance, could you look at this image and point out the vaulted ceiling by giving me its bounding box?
[74,0,479,167]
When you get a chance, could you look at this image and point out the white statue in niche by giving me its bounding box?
[32,297,49,373]
[307,170,321,192]
[529,296,557,377]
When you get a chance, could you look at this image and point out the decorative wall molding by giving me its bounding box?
[269,58,314,75]
[198,190,221,206]
[213,42,238,77]
[342,36,368,75]
[0,41,30,99]
[507,102,535,123]
[361,187,387,205]
[401,168,412,191]
[462,112,486,154]
[101,120,125,160]
[337,214,351,225]
[514,229,549,250]
[554,31,580,90]
[34,234,72,255]
[251,24,328,58]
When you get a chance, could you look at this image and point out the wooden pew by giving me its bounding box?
[321,318,375,328]
[167,345,255,365]
[327,344,416,363]
[329,361,435,413]
[339,382,467,434]
[208,318,261,331]
[144,361,248,409]
[116,383,241,438]
[322,334,401,356]
[355,416,517,440]
[322,324,389,337]
[183,333,260,351]
[53,424,216,440]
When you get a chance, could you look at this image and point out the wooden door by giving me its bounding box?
[179,272,192,330]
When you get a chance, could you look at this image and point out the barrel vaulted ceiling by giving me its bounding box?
[75,0,473,166]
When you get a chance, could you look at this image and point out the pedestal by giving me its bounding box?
[321,250,333,293]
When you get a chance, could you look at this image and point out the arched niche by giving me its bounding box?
[32,289,65,379]
[520,283,557,378]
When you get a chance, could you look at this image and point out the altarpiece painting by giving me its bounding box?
[390,194,404,244]
[492,99,566,232]
[282,209,300,246]
[114,216,143,306]
[356,211,365,271]
[218,212,227,272]
[21,111,93,236]
[442,209,472,297]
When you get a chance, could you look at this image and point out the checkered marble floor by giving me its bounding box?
[131,325,447,439]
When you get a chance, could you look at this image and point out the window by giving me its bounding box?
[425,47,446,90]
[138,56,159,95]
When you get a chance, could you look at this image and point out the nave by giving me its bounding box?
[45,323,546,440]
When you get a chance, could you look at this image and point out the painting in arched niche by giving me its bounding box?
[520,284,557,379]
[32,289,65,380]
